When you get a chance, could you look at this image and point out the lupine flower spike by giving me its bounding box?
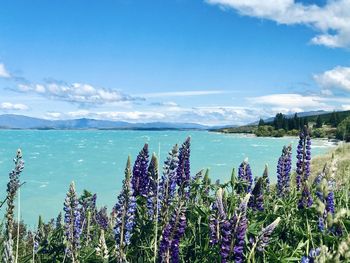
[248,177,264,211]
[147,153,159,220]
[63,181,82,261]
[2,149,24,263]
[237,158,253,193]
[114,156,136,260]
[220,193,250,263]
[158,144,179,224]
[277,145,292,197]
[297,126,313,209]
[96,230,109,261]
[176,137,191,198]
[131,144,149,197]
[159,204,187,263]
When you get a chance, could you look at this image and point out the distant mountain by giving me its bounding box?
[0,114,209,130]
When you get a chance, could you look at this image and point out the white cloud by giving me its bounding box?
[0,63,10,78]
[341,104,350,110]
[250,93,327,109]
[45,112,62,119]
[17,82,138,105]
[62,110,166,122]
[141,90,225,98]
[207,0,350,48]
[314,66,350,91]
[151,101,179,107]
[0,102,29,111]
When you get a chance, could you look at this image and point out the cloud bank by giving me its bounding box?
[17,82,139,105]
[207,0,350,48]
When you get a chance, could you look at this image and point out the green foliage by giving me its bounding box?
[312,128,326,138]
[336,116,350,141]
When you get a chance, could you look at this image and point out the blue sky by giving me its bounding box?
[0,0,349,125]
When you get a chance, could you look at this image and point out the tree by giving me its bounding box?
[329,111,340,127]
[336,116,350,141]
[258,118,265,126]
[273,113,284,130]
[315,115,323,128]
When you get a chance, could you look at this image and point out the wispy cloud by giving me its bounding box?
[249,93,332,114]
[140,90,226,98]
[206,0,350,48]
[150,101,179,107]
[17,81,140,105]
[314,66,350,92]
[0,63,10,78]
[0,102,29,111]
[49,110,166,122]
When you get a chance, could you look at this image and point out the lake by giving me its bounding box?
[0,130,334,227]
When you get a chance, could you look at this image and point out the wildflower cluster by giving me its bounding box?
[1,134,350,262]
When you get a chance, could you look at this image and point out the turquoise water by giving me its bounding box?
[0,130,333,227]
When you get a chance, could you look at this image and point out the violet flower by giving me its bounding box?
[158,144,179,222]
[237,158,253,193]
[296,126,311,191]
[63,181,82,260]
[96,207,109,231]
[220,219,233,262]
[233,195,249,263]
[256,217,281,252]
[131,144,149,197]
[176,137,191,197]
[277,145,292,197]
[147,154,159,220]
[209,203,220,246]
[159,205,187,263]
[219,194,250,263]
[248,177,264,211]
[297,127,313,209]
[114,157,136,253]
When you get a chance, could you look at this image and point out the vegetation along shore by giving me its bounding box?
[215,110,350,141]
[0,126,350,262]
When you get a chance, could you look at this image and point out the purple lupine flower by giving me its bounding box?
[301,248,321,263]
[326,191,335,215]
[315,174,336,232]
[131,144,149,197]
[220,219,233,262]
[176,137,191,196]
[277,145,292,197]
[234,196,249,263]
[249,177,264,211]
[96,207,109,231]
[296,127,311,191]
[171,210,187,263]
[209,203,220,246]
[219,194,250,263]
[63,181,82,260]
[114,157,136,252]
[147,154,158,220]
[158,145,179,224]
[237,158,253,193]
[256,217,281,252]
[159,205,187,263]
[298,184,313,209]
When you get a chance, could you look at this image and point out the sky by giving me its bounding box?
[0,0,350,126]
